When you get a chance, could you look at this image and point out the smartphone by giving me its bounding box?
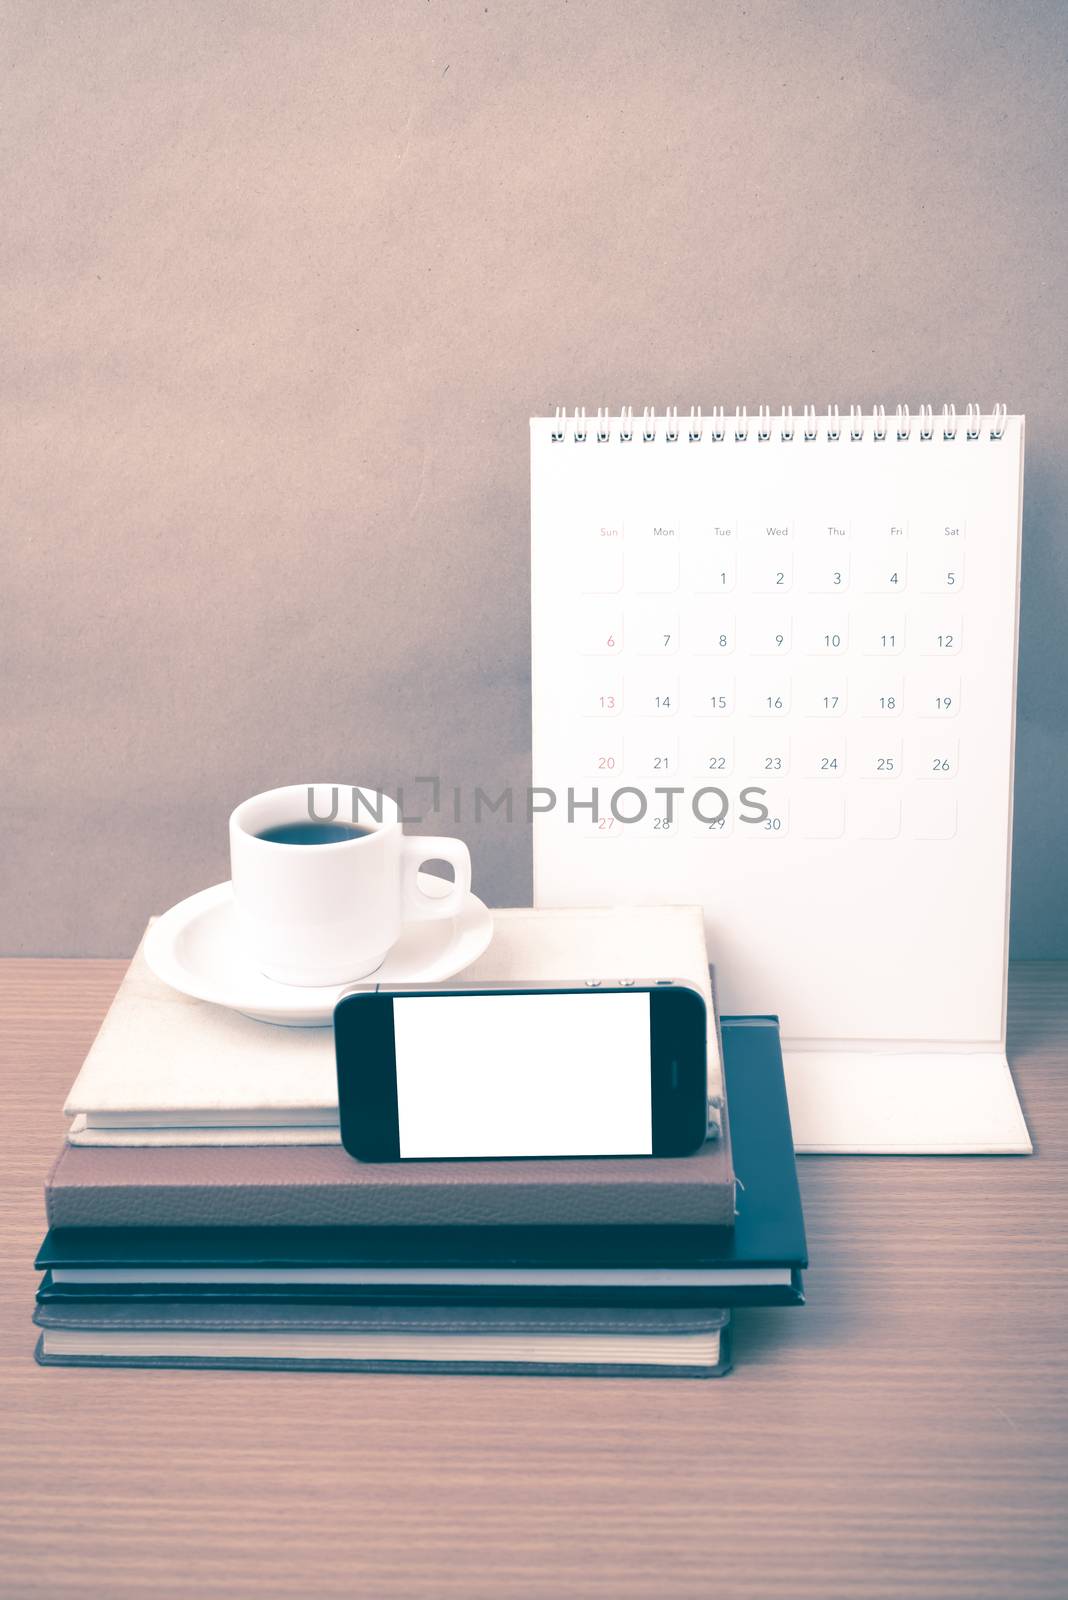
[334,980,708,1162]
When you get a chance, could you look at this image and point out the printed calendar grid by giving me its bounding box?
[566,513,966,842]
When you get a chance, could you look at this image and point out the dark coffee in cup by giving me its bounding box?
[254,821,375,846]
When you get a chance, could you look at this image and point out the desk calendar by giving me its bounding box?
[531,407,1030,1153]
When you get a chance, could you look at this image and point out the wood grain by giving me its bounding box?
[1,959,1065,1599]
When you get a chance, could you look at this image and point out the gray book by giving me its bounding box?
[45,1126,735,1228]
[33,1299,731,1378]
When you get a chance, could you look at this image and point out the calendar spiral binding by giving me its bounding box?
[550,403,1009,444]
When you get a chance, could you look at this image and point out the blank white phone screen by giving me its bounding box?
[392,992,653,1158]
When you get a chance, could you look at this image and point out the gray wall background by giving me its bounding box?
[3,0,1067,955]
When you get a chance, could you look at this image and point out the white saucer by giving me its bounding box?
[144,876,493,1026]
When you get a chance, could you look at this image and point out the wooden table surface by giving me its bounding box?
[1,960,1065,1600]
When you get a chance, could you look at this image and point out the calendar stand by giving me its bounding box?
[780,1048,1031,1154]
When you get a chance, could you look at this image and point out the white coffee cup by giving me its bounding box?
[229,783,472,986]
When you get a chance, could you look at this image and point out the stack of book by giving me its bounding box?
[33,906,806,1378]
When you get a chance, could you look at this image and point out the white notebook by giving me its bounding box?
[64,904,720,1146]
[531,406,1030,1153]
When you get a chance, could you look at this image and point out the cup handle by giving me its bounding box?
[400,837,472,922]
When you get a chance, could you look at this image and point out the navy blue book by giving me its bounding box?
[36,1016,806,1308]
